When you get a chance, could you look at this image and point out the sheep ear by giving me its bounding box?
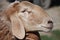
[10,15,25,39]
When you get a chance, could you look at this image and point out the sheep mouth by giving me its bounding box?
[42,26,53,30]
[33,26,53,32]
[37,25,53,32]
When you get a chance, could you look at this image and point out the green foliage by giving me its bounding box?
[52,30,60,37]
[52,30,60,40]
[41,35,53,40]
[41,30,60,40]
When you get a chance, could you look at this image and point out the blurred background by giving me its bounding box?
[0,0,60,40]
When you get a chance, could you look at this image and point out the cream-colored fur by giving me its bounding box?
[2,1,53,39]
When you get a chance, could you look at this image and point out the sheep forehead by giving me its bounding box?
[20,1,34,8]
[20,2,49,18]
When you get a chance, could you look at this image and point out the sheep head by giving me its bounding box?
[3,1,53,39]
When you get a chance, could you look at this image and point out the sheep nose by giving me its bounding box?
[48,21,53,24]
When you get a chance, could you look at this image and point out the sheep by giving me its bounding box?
[0,1,53,40]
[0,14,12,40]
[0,13,41,40]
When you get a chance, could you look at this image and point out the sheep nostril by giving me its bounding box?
[48,21,53,24]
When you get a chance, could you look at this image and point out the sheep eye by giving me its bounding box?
[21,9,27,13]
